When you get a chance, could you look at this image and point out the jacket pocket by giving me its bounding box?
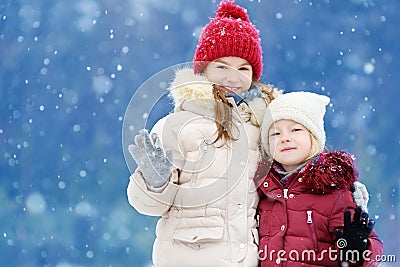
[172,227,224,244]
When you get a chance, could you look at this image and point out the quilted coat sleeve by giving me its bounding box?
[363,229,383,267]
[127,169,179,216]
[126,116,180,216]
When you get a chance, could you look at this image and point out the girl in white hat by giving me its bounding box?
[257,91,383,266]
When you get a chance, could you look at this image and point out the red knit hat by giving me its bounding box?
[193,0,263,81]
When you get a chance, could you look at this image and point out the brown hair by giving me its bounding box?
[212,82,282,144]
[212,84,238,144]
[257,82,281,106]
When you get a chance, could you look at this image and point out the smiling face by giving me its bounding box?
[203,56,253,94]
[268,119,313,172]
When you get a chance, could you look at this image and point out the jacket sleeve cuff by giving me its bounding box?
[145,169,179,193]
[127,169,179,216]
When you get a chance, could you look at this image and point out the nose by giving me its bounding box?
[280,132,291,143]
[225,68,240,83]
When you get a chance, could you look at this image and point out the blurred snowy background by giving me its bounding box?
[1,0,399,266]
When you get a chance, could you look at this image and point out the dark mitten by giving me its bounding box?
[334,206,375,263]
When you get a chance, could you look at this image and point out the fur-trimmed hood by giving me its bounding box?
[264,150,358,194]
[298,150,358,194]
[168,68,281,126]
[169,68,214,111]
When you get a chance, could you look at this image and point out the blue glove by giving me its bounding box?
[128,129,173,188]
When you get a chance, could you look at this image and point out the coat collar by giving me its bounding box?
[168,68,243,122]
[269,150,358,194]
[169,68,214,112]
[168,68,268,126]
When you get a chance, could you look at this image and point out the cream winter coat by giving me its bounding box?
[127,68,278,267]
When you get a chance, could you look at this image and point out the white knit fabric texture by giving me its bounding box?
[261,91,330,156]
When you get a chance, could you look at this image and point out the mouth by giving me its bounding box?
[222,86,242,94]
[281,147,296,152]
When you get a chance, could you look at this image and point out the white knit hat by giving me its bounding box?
[261,91,330,157]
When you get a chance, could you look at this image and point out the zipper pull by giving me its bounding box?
[283,189,288,200]
[307,210,312,223]
[203,138,213,153]
[256,214,260,227]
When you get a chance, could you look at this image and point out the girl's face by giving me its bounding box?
[204,56,253,94]
[268,119,312,172]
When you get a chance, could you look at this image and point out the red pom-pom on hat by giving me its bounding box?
[215,0,250,22]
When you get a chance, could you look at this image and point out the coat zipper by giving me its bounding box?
[307,210,319,251]
[283,188,288,200]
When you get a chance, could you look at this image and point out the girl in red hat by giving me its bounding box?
[127,1,279,266]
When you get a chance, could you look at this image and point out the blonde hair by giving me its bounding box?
[306,132,324,161]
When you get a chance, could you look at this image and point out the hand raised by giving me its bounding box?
[335,206,375,261]
[128,129,173,188]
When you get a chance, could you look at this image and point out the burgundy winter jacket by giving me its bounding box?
[256,151,383,267]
